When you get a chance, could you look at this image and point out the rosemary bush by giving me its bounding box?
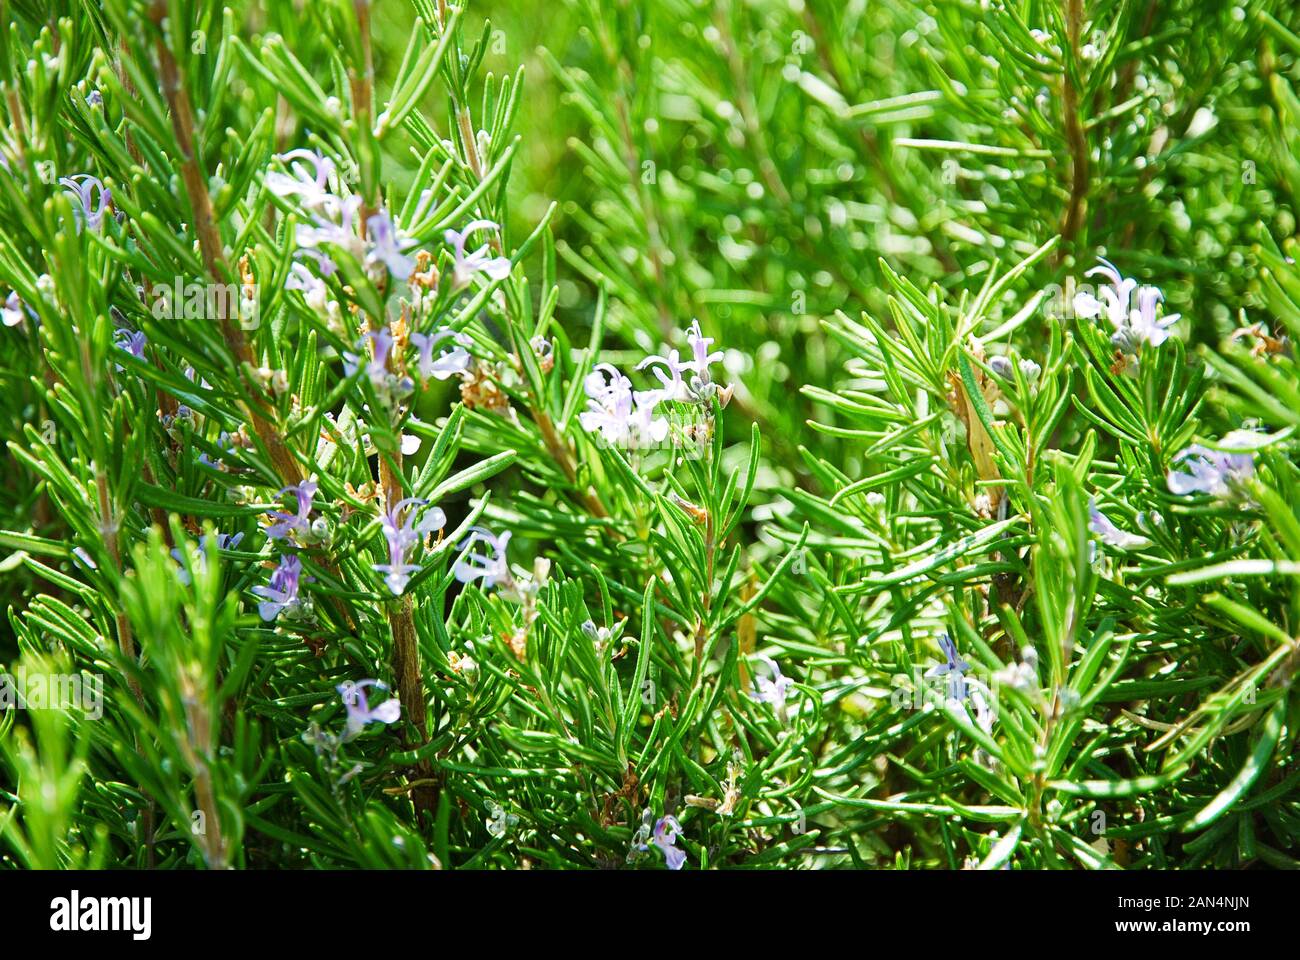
[1,0,1298,871]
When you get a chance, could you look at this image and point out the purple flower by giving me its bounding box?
[652,815,686,871]
[365,209,415,281]
[343,328,391,380]
[453,526,512,590]
[1088,498,1149,550]
[445,220,512,290]
[114,328,145,358]
[60,174,111,232]
[410,328,472,381]
[375,497,446,595]
[266,479,319,540]
[926,633,970,702]
[752,654,793,714]
[253,554,307,622]
[1167,444,1256,498]
[344,329,414,405]
[337,679,401,741]
[294,247,339,278]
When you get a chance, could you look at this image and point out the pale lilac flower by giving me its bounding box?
[60,174,111,232]
[1128,285,1179,348]
[580,363,634,443]
[253,554,307,622]
[265,149,337,211]
[579,363,667,447]
[445,219,512,290]
[296,193,365,260]
[637,348,689,400]
[294,247,338,278]
[651,815,686,871]
[926,633,970,702]
[584,363,631,402]
[343,329,390,380]
[3,291,29,327]
[752,654,793,715]
[629,391,670,445]
[1088,498,1149,550]
[685,319,724,385]
[375,497,446,595]
[453,526,513,590]
[1074,259,1176,353]
[337,679,401,741]
[365,210,415,281]
[86,90,103,108]
[410,328,472,381]
[266,479,319,540]
[285,262,330,312]
[344,329,413,405]
[1073,258,1136,328]
[1167,444,1255,498]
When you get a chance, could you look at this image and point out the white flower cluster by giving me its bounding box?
[580,320,727,450]
[1073,258,1179,356]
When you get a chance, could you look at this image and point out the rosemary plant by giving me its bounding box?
[0,0,1298,871]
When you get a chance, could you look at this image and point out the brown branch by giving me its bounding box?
[531,405,611,521]
[346,0,436,818]
[1059,0,1091,261]
[378,449,438,818]
[181,673,227,868]
[151,5,303,488]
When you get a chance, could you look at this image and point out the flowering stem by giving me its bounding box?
[377,449,437,815]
